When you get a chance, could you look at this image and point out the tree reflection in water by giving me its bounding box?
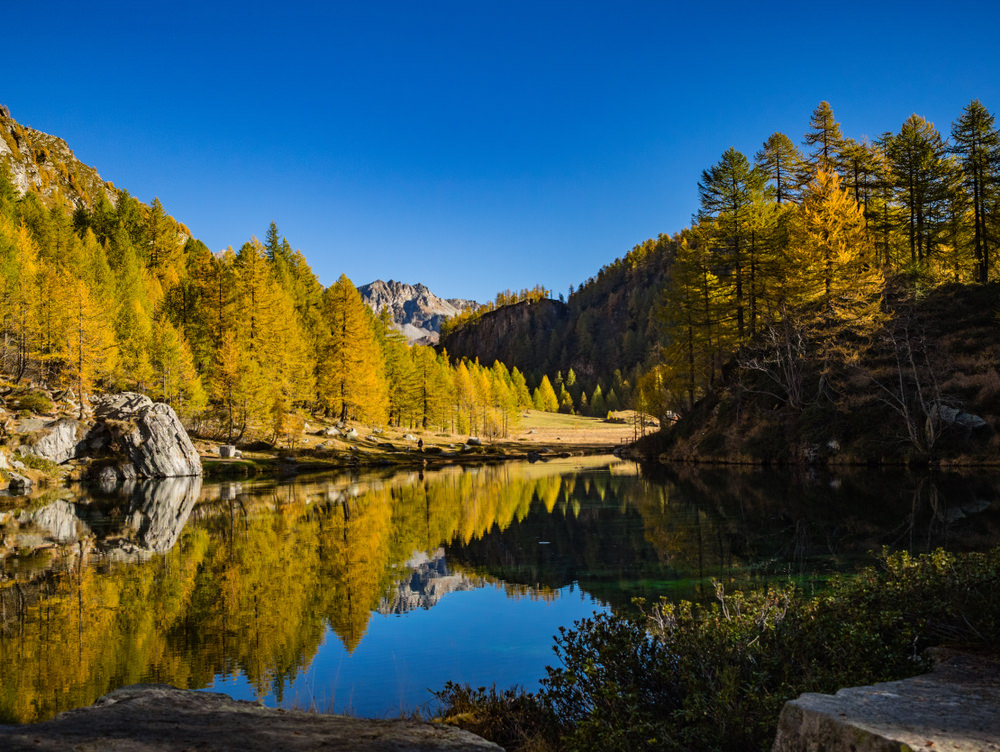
[0,459,997,722]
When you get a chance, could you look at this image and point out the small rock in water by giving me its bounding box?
[8,472,32,494]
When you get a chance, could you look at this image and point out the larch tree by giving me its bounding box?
[317,274,388,424]
[784,170,884,356]
[533,374,559,412]
[64,278,118,419]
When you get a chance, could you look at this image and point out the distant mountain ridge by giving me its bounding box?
[359,279,478,345]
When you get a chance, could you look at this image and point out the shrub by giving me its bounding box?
[434,683,562,752]
[439,547,1000,751]
[10,390,53,415]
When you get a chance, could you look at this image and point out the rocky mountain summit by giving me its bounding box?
[0,104,118,210]
[359,279,477,345]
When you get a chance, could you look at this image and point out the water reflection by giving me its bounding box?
[0,459,997,723]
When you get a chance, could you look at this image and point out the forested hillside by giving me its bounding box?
[445,99,1000,460]
[0,110,550,445]
[440,238,671,416]
[639,99,1000,461]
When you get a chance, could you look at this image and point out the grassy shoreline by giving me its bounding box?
[195,410,641,478]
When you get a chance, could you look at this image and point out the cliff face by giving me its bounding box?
[0,104,118,210]
[359,279,477,344]
[439,298,570,370]
[439,234,672,383]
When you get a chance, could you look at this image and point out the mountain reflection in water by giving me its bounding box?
[0,458,998,722]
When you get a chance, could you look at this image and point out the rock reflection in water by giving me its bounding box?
[107,476,203,560]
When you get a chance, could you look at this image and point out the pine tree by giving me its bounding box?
[951,99,1000,282]
[697,148,771,339]
[804,101,845,176]
[755,132,804,203]
[884,114,951,268]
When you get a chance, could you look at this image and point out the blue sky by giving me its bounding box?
[6,1,1000,301]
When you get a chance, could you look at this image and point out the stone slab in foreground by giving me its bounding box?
[0,684,502,752]
[773,652,1000,752]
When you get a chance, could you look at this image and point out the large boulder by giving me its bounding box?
[0,684,502,751]
[20,418,83,463]
[94,393,202,478]
[772,651,1000,752]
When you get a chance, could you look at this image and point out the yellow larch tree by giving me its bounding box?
[317,274,388,424]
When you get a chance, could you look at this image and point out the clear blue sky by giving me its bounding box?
[6,1,1000,301]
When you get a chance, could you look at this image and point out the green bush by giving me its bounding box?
[11,390,53,415]
[434,683,562,752]
[439,547,1000,751]
[18,453,61,475]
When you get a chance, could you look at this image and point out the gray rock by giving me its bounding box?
[466,437,482,446]
[0,684,502,751]
[94,393,201,477]
[345,428,359,440]
[94,465,119,493]
[22,418,82,463]
[403,434,418,441]
[323,426,341,437]
[933,404,989,431]
[7,472,31,494]
[772,651,1000,752]
[15,417,47,433]
[219,445,237,458]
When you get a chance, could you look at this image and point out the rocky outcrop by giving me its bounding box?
[359,279,478,344]
[94,393,202,478]
[772,651,1000,752]
[0,684,502,751]
[20,418,83,464]
[0,104,119,211]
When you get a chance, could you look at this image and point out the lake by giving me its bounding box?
[1,457,998,723]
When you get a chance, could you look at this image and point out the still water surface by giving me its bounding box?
[1,457,998,722]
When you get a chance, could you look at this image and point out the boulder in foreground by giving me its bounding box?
[0,684,502,751]
[773,651,1000,752]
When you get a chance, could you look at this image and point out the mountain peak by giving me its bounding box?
[359,280,478,345]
